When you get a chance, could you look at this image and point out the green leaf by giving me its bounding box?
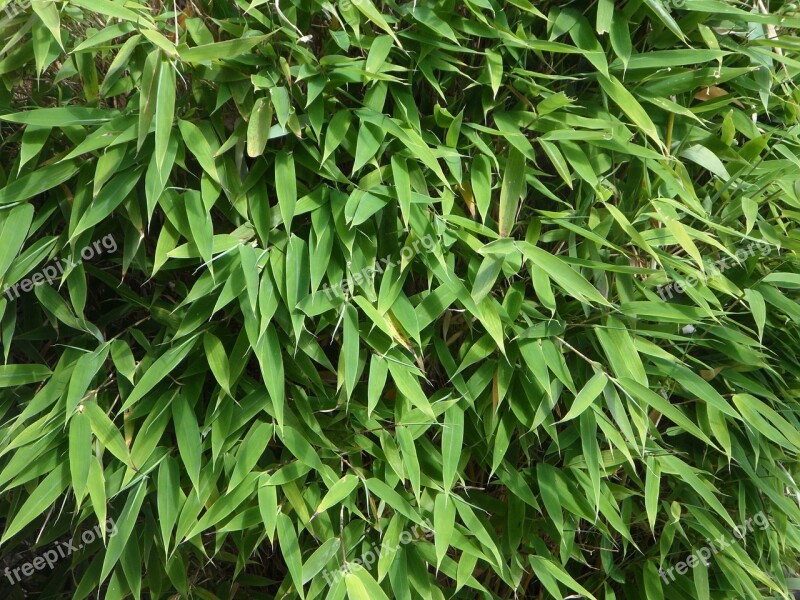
[346,567,391,600]
[258,481,279,541]
[471,154,492,222]
[528,555,597,600]
[203,332,231,396]
[644,456,660,532]
[31,0,63,50]
[138,50,161,151]
[71,167,142,240]
[442,403,464,493]
[0,364,51,387]
[119,337,197,412]
[1,463,70,543]
[83,402,131,466]
[621,378,716,448]
[0,161,79,205]
[744,288,766,341]
[171,392,202,491]
[367,354,388,418]
[433,492,455,570]
[313,474,360,517]
[154,58,176,174]
[177,119,220,182]
[69,410,92,505]
[257,324,285,429]
[518,242,611,306]
[680,144,730,181]
[642,0,686,41]
[598,74,664,149]
[66,345,110,418]
[157,456,182,552]
[179,35,271,63]
[387,360,434,418]
[247,97,273,158]
[0,107,117,126]
[560,372,607,421]
[70,0,150,24]
[498,147,525,237]
[100,480,147,582]
[275,151,297,234]
[486,49,503,98]
[322,109,351,164]
[277,513,305,599]
[343,303,360,398]
[351,0,402,48]
[392,155,412,228]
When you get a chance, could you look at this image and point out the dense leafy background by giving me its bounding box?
[1,0,800,598]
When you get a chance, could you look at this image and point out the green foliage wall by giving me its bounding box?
[1,0,800,598]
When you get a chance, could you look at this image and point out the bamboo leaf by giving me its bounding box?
[498,147,524,237]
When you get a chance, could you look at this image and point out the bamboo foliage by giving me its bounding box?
[0,0,799,598]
